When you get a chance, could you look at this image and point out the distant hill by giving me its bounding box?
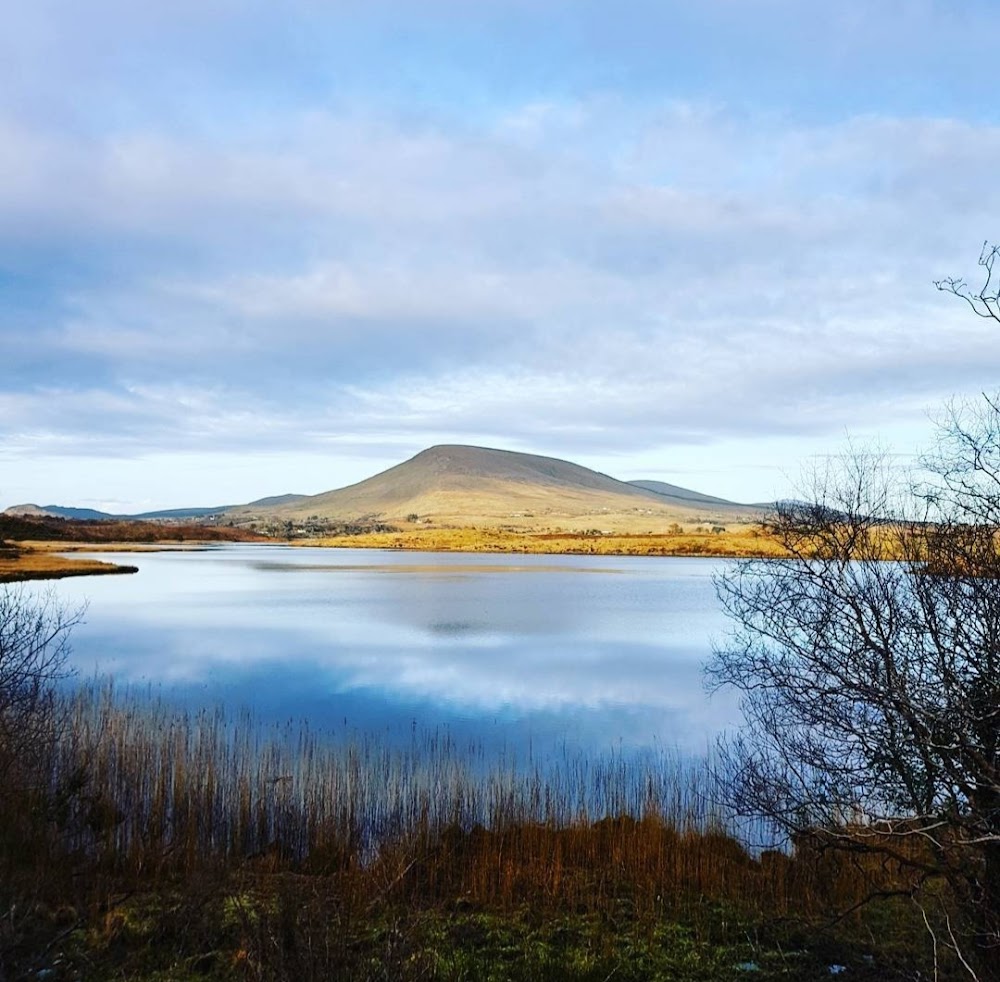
[4,503,114,520]
[227,445,760,530]
[4,494,307,522]
[3,502,231,521]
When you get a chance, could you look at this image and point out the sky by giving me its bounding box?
[3,0,1000,512]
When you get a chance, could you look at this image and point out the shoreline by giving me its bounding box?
[299,525,786,558]
[0,526,786,583]
[20,539,220,553]
[0,548,139,583]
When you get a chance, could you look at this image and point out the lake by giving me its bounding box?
[50,545,742,755]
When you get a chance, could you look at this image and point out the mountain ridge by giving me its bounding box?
[227,445,762,530]
[626,480,744,507]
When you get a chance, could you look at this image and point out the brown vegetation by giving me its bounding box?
[0,512,269,545]
[0,547,138,583]
[306,525,788,558]
[0,514,268,582]
[1,684,938,980]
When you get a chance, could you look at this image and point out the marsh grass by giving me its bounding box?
[307,525,789,558]
[46,686,727,876]
[0,684,937,980]
[0,547,138,583]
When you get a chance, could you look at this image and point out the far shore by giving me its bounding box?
[0,524,787,583]
[0,547,139,583]
[21,539,221,553]
[0,515,272,582]
[0,538,238,583]
[300,525,787,558]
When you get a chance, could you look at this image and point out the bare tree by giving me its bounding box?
[707,403,1000,979]
[707,240,1000,977]
[0,585,83,793]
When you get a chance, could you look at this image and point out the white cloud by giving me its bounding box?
[4,94,1000,507]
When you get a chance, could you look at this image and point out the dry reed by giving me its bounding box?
[0,682,911,926]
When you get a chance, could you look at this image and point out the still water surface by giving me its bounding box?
[52,545,741,753]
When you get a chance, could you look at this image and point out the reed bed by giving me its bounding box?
[51,685,722,871]
[3,684,895,916]
[1,682,935,980]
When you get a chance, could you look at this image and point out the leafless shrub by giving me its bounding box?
[0,585,84,793]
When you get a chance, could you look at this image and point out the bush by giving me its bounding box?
[0,586,82,791]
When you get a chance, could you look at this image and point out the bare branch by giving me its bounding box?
[934,242,1000,325]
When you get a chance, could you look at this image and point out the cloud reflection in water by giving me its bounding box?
[53,545,741,752]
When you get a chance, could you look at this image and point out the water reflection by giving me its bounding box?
[52,545,741,753]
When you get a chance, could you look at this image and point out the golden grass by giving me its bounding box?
[0,547,138,583]
[20,539,213,553]
[304,525,788,558]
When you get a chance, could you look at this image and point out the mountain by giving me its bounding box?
[627,480,743,507]
[7,450,762,533]
[228,445,760,530]
[4,493,307,522]
[4,503,114,520]
[2,502,230,521]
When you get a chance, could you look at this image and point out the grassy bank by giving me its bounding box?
[0,544,138,583]
[1,686,941,980]
[306,525,788,558]
[1,509,790,564]
[0,512,270,583]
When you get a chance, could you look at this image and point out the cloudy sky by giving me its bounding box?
[3,0,1000,512]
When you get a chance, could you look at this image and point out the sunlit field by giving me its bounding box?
[308,525,789,558]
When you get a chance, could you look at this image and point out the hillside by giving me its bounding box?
[627,480,743,507]
[237,493,310,509]
[228,445,760,531]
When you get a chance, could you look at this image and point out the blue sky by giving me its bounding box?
[3,0,1000,511]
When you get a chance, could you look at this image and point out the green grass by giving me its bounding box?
[13,887,913,982]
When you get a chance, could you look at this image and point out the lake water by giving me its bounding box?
[50,545,742,754]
